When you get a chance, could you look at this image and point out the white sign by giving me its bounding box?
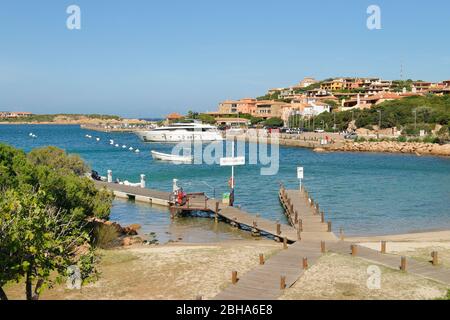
[220,157,245,166]
[297,167,304,180]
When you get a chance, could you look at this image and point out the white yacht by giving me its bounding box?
[135,123,223,143]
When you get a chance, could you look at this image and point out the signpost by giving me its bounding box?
[297,166,304,190]
[220,141,245,206]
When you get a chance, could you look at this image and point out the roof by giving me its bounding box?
[166,112,183,119]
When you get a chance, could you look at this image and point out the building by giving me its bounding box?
[218,100,239,114]
[254,100,289,119]
[341,93,402,110]
[166,112,183,121]
[215,118,250,127]
[0,111,33,118]
[293,77,318,89]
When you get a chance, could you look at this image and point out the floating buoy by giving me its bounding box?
[29,133,33,136]
[122,145,127,148]
[135,149,140,153]
[96,138,100,141]
[115,144,119,147]
[129,147,134,151]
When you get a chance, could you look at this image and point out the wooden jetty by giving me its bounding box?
[94,180,300,242]
[214,185,337,300]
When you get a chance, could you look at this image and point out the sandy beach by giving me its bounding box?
[3,228,450,300]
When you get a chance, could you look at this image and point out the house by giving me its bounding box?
[166,112,184,121]
[0,111,33,118]
[340,93,402,110]
[215,118,250,127]
[218,100,239,114]
[254,100,289,119]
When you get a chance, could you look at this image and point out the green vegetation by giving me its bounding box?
[0,144,113,300]
[264,117,284,128]
[307,95,450,142]
[0,114,122,123]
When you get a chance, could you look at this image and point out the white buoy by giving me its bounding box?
[85,134,89,138]
[129,147,134,151]
[135,149,140,153]
[96,138,100,141]
[29,133,33,137]
[122,145,127,148]
[115,144,119,147]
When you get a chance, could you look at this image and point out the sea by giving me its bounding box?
[1,124,449,243]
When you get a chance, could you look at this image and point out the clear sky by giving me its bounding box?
[0,0,449,118]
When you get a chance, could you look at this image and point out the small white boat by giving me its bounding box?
[151,150,193,164]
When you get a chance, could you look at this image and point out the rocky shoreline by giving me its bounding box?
[323,141,450,157]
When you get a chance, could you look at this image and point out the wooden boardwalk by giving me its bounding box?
[214,186,338,300]
[329,241,450,286]
[94,181,172,206]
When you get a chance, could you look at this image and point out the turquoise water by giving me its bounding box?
[1,124,449,240]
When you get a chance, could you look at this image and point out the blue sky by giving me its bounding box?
[0,0,449,118]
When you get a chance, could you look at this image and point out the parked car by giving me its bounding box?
[314,129,325,133]
[344,132,358,140]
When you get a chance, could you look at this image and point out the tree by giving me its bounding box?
[0,189,95,300]
[27,146,89,176]
[264,117,284,127]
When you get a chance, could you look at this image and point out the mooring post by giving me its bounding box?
[316,203,320,214]
[431,251,439,266]
[283,237,288,249]
[294,211,298,224]
[276,223,281,236]
[303,257,308,270]
[381,241,387,254]
[327,221,332,232]
[297,229,301,241]
[321,241,326,253]
[351,245,358,256]
[280,275,286,290]
[215,201,219,223]
[140,174,146,188]
[321,211,325,223]
[400,257,407,271]
[299,219,303,232]
[259,254,265,265]
[107,170,112,183]
[231,271,238,284]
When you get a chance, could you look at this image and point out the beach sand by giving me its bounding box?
[4,230,450,300]
[3,240,281,300]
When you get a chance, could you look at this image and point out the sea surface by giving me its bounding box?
[1,124,449,242]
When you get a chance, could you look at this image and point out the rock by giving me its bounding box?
[122,223,141,236]
[313,147,327,153]
[122,236,144,246]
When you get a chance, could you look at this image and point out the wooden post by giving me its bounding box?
[321,241,326,253]
[294,211,298,224]
[316,204,320,214]
[297,229,301,241]
[381,241,386,254]
[298,219,303,232]
[280,275,286,289]
[351,245,358,256]
[231,271,238,284]
[283,237,288,249]
[259,253,265,265]
[302,257,308,270]
[400,257,407,271]
[215,201,219,223]
[327,221,332,232]
[431,251,439,266]
[276,223,281,236]
[321,212,325,223]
